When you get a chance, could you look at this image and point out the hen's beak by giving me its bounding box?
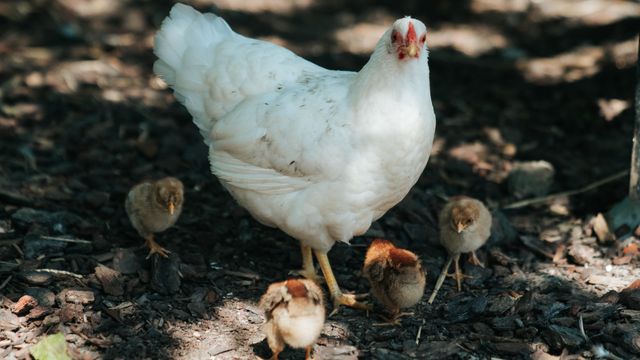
[168,202,175,215]
[402,42,420,58]
[456,222,466,233]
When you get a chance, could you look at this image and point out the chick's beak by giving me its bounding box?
[456,222,466,233]
[168,202,175,215]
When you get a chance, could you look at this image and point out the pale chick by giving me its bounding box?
[125,177,184,258]
[363,239,426,326]
[259,279,325,360]
[429,196,491,303]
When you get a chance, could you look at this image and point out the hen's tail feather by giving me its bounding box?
[153,3,232,140]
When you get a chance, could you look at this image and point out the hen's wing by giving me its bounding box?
[154,4,325,139]
[209,72,356,195]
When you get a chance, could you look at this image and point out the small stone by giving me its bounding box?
[25,287,56,307]
[0,309,20,330]
[187,301,207,318]
[488,295,516,315]
[42,314,60,326]
[112,248,140,275]
[59,303,83,323]
[12,295,38,315]
[58,288,95,304]
[620,289,640,310]
[95,264,124,296]
[507,160,555,199]
[18,270,52,285]
[26,306,52,320]
[151,253,181,294]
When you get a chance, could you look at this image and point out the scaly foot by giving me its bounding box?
[330,291,371,316]
[468,251,485,268]
[145,236,171,259]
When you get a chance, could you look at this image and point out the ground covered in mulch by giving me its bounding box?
[1,0,640,359]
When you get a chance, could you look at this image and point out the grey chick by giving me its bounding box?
[125,177,184,258]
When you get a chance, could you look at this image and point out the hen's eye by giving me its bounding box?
[391,31,399,42]
[420,34,426,43]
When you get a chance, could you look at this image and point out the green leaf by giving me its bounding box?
[30,333,72,360]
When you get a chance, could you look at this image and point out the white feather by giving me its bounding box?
[154,4,436,253]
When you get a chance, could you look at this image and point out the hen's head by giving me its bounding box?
[388,17,427,60]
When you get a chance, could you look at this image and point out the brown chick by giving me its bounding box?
[363,239,426,326]
[259,278,325,360]
[429,196,491,303]
[125,177,184,258]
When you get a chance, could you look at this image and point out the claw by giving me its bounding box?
[145,236,171,259]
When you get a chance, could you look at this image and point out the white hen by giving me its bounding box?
[154,3,436,312]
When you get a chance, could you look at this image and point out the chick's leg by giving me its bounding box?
[289,245,322,284]
[144,235,170,259]
[305,345,312,360]
[468,251,485,268]
[447,254,473,291]
[314,250,371,315]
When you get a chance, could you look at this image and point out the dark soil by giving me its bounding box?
[1,0,639,359]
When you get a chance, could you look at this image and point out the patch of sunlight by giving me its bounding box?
[334,22,392,55]
[598,99,630,122]
[192,0,315,14]
[539,262,640,294]
[56,0,121,18]
[517,38,637,85]
[472,0,640,27]
[428,24,508,57]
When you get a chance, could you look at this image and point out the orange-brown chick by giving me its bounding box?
[259,278,325,360]
[125,177,184,258]
[363,239,426,325]
[431,196,491,299]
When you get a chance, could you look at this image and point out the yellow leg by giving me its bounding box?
[289,245,322,284]
[145,235,170,259]
[313,250,371,315]
[447,254,472,291]
[269,350,280,360]
[469,251,484,268]
[305,345,312,360]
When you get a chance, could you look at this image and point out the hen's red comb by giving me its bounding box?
[406,22,417,43]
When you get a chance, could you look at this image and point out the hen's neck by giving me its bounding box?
[350,36,430,102]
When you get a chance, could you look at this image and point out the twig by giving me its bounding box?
[35,268,84,279]
[428,256,453,304]
[415,319,424,346]
[0,275,12,290]
[40,235,92,244]
[0,238,22,247]
[503,170,629,210]
[520,236,554,259]
[223,269,261,280]
[578,315,588,342]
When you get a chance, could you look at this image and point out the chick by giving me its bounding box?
[429,196,491,302]
[363,239,426,325]
[259,278,325,360]
[125,177,184,258]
